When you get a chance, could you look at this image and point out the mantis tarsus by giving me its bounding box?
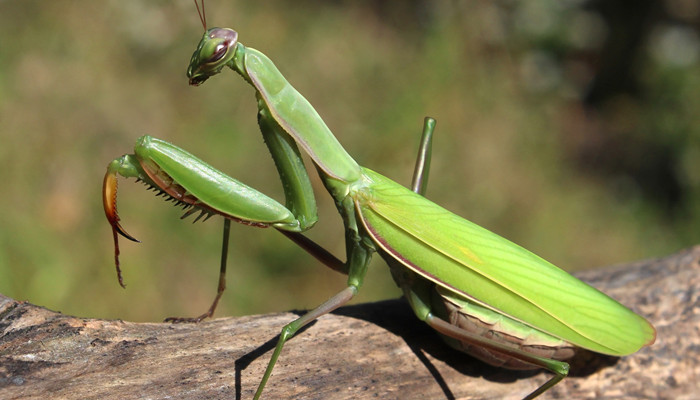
[102,3,655,399]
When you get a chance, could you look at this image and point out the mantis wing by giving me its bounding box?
[356,168,656,356]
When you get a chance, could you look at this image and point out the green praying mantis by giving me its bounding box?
[102,3,655,399]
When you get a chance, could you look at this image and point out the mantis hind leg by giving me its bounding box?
[254,286,357,400]
[425,314,569,400]
[395,273,569,400]
[253,236,373,400]
[411,116,435,195]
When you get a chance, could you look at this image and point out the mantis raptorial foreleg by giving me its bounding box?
[105,89,322,322]
[104,134,314,317]
[165,96,321,322]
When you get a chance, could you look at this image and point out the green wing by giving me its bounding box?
[357,168,655,356]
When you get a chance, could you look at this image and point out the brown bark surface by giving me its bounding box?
[1,246,698,399]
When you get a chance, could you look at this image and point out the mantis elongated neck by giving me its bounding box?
[230,43,362,187]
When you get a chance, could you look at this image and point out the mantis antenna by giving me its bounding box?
[194,0,207,31]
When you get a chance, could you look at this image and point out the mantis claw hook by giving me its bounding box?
[103,161,140,288]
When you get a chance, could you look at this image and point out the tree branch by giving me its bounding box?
[1,246,698,399]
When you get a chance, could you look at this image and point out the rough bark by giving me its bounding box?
[1,246,698,399]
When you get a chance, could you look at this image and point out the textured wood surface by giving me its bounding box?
[1,246,698,399]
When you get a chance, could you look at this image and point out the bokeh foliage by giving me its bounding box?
[0,0,698,322]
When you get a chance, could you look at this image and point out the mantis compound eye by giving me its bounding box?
[208,28,237,62]
[209,43,228,63]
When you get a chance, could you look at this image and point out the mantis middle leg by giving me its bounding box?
[251,117,438,399]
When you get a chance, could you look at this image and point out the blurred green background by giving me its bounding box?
[1,0,698,322]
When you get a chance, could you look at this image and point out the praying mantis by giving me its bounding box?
[102,3,655,399]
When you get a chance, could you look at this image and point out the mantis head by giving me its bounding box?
[187,28,238,86]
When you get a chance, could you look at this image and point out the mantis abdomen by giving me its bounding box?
[436,288,577,370]
[388,260,576,371]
